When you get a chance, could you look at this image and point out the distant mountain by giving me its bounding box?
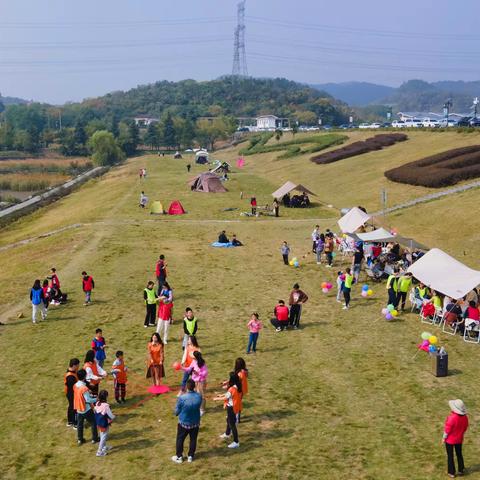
[0,95,29,105]
[311,82,395,106]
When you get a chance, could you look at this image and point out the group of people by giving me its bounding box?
[217,231,243,246]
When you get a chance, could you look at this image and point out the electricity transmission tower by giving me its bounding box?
[232,0,248,77]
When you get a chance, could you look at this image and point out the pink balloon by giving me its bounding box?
[381,308,388,315]
[322,288,329,293]
[421,340,429,347]
[326,283,333,289]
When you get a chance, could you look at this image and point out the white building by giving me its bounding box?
[256,115,290,130]
[134,116,159,128]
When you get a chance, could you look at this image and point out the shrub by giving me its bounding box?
[384,145,480,188]
[310,133,407,164]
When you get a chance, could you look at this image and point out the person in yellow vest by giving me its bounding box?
[386,268,401,307]
[65,358,80,428]
[144,281,158,328]
[342,267,354,310]
[182,308,198,349]
[74,369,99,445]
[397,272,413,311]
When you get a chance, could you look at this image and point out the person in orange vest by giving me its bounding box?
[74,369,99,445]
[82,271,95,306]
[214,372,242,449]
[111,350,128,404]
[179,335,201,395]
[83,350,107,396]
[235,358,248,423]
[65,358,80,428]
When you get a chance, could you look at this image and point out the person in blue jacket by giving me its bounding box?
[30,279,46,324]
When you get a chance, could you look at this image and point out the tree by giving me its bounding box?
[116,121,139,156]
[0,123,15,150]
[291,123,298,137]
[295,110,317,126]
[88,130,125,166]
[144,122,160,150]
[59,128,77,156]
[275,129,283,142]
[196,116,237,151]
[179,118,195,148]
[161,113,176,149]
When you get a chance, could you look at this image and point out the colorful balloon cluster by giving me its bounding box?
[381,304,399,320]
[321,281,333,294]
[361,284,373,298]
[289,257,300,268]
[418,332,438,353]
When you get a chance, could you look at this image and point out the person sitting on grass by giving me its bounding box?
[218,231,229,244]
[270,300,290,331]
[231,234,243,247]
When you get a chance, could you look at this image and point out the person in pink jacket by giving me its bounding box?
[182,351,208,416]
[443,399,469,478]
[246,312,262,354]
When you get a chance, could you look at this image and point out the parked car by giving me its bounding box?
[421,118,440,128]
[370,122,382,129]
[438,119,458,128]
[403,118,423,128]
[456,117,474,127]
[321,125,332,130]
[470,118,480,127]
[381,122,392,128]
[358,123,371,129]
[392,120,406,128]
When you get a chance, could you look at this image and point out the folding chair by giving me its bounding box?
[420,306,434,325]
[410,290,422,313]
[442,317,458,336]
[463,319,480,344]
[432,307,444,327]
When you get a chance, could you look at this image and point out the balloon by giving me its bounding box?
[173,361,181,371]
[385,313,393,320]
[326,283,333,289]
[322,288,328,293]
[367,289,373,296]
[332,252,337,258]
[391,310,398,317]
[428,345,437,353]
[321,282,327,288]
[387,304,394,312]
[342,234,347,239]
[292,257,298,263]
[429,335,438,345]
[421,340,430,348]
[362,285,369,291]
[289,261,294,266]
[294,261,299,268]
[381,308,388,315]
[361,291,368,297]
[421,331,432,340]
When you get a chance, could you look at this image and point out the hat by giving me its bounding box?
[449,399,467,415]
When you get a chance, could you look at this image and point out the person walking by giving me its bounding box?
[157,282,173,344]
[250,197,257,215]
[147,333,165,386]
[315,234,325,265]
[271,300,290,331]
[215,372,242,449]
[386,268,401,307]
[82,271,95,306]
[342,268,354,310]
[94,390,115,457]
[64,358,80,428]
[288,283,309,329]
[155,255,167,294]
[186,164,191,173]
[273,198,279,217]
[281,241,290,265]
[246,313,262,354]
[144,281,158,328]
[324,234,335,268]
[30,279,46,324]
[171,379,202,464]
[74,369,99,446]
[443,399,468,478]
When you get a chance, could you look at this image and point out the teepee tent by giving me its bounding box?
[271,181,316,199]
[168,200,186,215]
[189,173,227,193]
[150,201,164,215]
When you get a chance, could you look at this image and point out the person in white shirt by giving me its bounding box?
[311,225,320,253]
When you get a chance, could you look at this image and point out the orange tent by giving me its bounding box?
[168,200,186,215]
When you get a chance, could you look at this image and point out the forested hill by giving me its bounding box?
[76,77,348,124]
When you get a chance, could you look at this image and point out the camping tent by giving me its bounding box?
[195,150,209,164]
[150,201,164,215]
[210,161,231,175]
[408,248,480,299]
[189,172,227,193]
[352,228,428,250]
[168,200,186,215]
[338,207,371,233]
[271,181,316,199]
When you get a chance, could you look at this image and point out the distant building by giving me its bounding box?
[397,111,469,121]
[256,115,290,130]
[134,116,159,127]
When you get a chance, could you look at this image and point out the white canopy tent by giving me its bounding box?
[353,227,428,250]
[408,248,480,299]
[271,181,316,199]
[338,207,371,234]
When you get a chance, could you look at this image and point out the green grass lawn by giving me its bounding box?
[2,132,480,479]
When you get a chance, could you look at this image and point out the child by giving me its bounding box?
[336,271,344,303]
[157,282,174,344]
[183,351,208,416]
[82,271,95,306]
[182,308,198,349]
[30,279,46,324]
[246,313,262,354]
[94,390,115,457]
[281,241,290,265]
[343,267,354,310]
[250,196,257,215]
[214,372,242,449]
[91,329,107,368]
[235,358,248,423]
[42,279,50,312]
[111,351,128,404]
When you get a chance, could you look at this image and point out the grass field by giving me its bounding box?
[2,131,480,479]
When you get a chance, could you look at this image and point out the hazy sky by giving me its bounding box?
[1,0,479,104]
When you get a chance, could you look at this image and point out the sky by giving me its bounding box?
[1,0,479,104]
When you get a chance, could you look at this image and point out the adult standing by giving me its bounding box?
[147,333,165,386]
[386,268,400,307]
[443,399,468,478]
[180,336,200,395]
[270,300,290,332]
[343,268,354,310]
[64,358,80,428]
[171,379,202,464]
[288,283,309,329]
[81,271,95,306]
[250,196,257,215]
[144,281,158,328]
[215,372,242,449]
[157,282,174,344]
[155,255,167,294]
[397,272,413,311]
[352,246,364,283]
[311,225,320,253]
[74,369,99,445]
[182,308,198,349]
[273,198,279,217]
[30,279,46,324]
[83,350,107,396]
[324,234,335,268]
[315,234,325,265]
[281,241,290,265]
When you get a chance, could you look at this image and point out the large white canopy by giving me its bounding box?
[338,207,371,234]
[354,228,428,250]
[271,181,316,199]
[408,248,480,299]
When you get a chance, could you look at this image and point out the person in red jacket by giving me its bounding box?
[250,197,257,216]
[443,399,469,478]
[82,271,95,306]
[270,300,290,332]
[155,255,167,294]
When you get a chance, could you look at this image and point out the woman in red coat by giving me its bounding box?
[443,399,468,478]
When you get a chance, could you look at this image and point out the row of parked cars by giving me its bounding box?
[358,117,480,129]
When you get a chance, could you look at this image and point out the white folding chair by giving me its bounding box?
[410,290,422,313]
[420,306,434,324]
[463,319,480,344]
[442,317,458,336]
[432,307,444,327]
